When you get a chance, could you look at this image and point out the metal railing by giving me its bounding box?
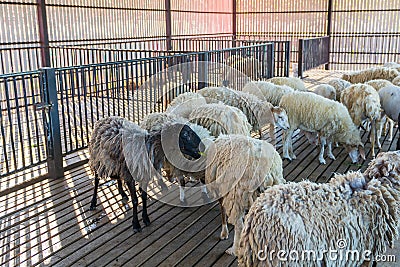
[1,43,273,179]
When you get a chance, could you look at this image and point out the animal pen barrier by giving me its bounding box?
[0,43,273,179]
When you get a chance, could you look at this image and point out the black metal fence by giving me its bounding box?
[1,43,273,178]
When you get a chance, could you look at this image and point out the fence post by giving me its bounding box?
[232,0,237,47]
[37,0,51,67]
[165,0,172,50]
[284,41,290,77]
[41,68,63,178]
[298,39,304,79]
[325,0,333,70]
[198,52,209,90]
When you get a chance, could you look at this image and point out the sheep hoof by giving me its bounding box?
[89,205,96,211]
[319,159,326,165]
[225,247,236,256]
[283,155,292,162]
[132,226,142,233]
[291,154,297,159]
[143,215,151,226]
[328,154,336,160]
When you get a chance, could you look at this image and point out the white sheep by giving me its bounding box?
[267,77,308,91]
[312,84,336,100]
[166,92,207,118]
[383,62,400,71]
[365,79,393,91]
[238,151,400,267]
[327,78,352,101]
[88,116,203,232]
[279,91,365,164]
[204,134,284,256]
[198,86,290,144]
[242,81,294,106]
[340,84,382,157]
[393,76,400,86]
[188,102,252,137]
[342,67,400,84]
[377,85,400,142]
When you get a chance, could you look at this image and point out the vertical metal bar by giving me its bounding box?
[165,0,172,50]
[36,0,51,67]
[326,0,333,70]
[232,0,237,47]
[198,52,209,90]
[298,39,304,79]
[285,41,290,77]
[41,68,63,178]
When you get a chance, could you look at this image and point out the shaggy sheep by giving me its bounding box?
[198,86,290,144]
[377,85,400,142]
[279,91,365,164]
[204,134,284,256]
[340,84,382,157]
[238,151,400,267]
[88,116,203,232]
[243,81,295,106]
[393,76,400,86]
[383,62,400,71]
[188,102,252,137]
[342,67,400,84]
[166,92,207,118]
[365,79,393,91]
[327,78,352,101]
[267,77,308,91]
[312,84,336,100]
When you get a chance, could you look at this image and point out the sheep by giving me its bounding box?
[327,78,352,101]
[340,84,382,157]
[88,116,203,232]
[279,91,365,164]
[227,56,262,80]
[365,79,393,91]
[393,76,400,86]
[342,67,400,84]
[398,114,400,150]
[204,134,284,256]
[140,112,214,203]
[383,62,400,71]
[312,84,336,100]
[238,151,400,267]
[188,102,252,137]
[377,85,400,142]
[267,77,308,91]
[165,92,207,118]
[197,86,290,144]
[242,81,294,106]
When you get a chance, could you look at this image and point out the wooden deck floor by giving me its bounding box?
[1,70,400,267]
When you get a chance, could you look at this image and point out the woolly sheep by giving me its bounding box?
[204,134,284,256]
[383,62,400,72]
[88,116,203,232]
[393,76,400,86]
[340,84,381,157]
[238,151,400,266]
[267,77,308,91]
[279,91,365,164]
[188,102,252,137]
[166,92,207,118]
[342,67,399,84]
[198,86,290,144]
[312,84,336,100]
[327,78,352,101]
[242,81,294,106]
[377,85,400,142]
[365,79,393,91]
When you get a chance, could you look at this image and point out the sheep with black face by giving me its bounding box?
[88,116,203,232]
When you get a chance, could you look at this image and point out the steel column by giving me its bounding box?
[36,0,51,67]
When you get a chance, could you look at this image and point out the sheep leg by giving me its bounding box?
[370,119,377,157]
[140,187,151,226]
[319,137,327,164]
[326,139,336,160]
[225,217,244,256]
[283,129,294,161]
[89,174,100,210]
[178,176,186,203]
[388,118,394,141]
[268,125,276,147]
[218,198,229,240]
[115,178,129,201]
[127,180,141,233]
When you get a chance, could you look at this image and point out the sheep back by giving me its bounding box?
[312,84,336,100]
[188,102,251,137]
[243,81,294,106]
[342,67,400,84]
[205,135,283,225]
[166,92,207,118]
[268,77,308,91]
[365,79,393,91]
[327,78,352,101]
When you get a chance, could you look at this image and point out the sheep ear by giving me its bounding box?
[358,145,366,160]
